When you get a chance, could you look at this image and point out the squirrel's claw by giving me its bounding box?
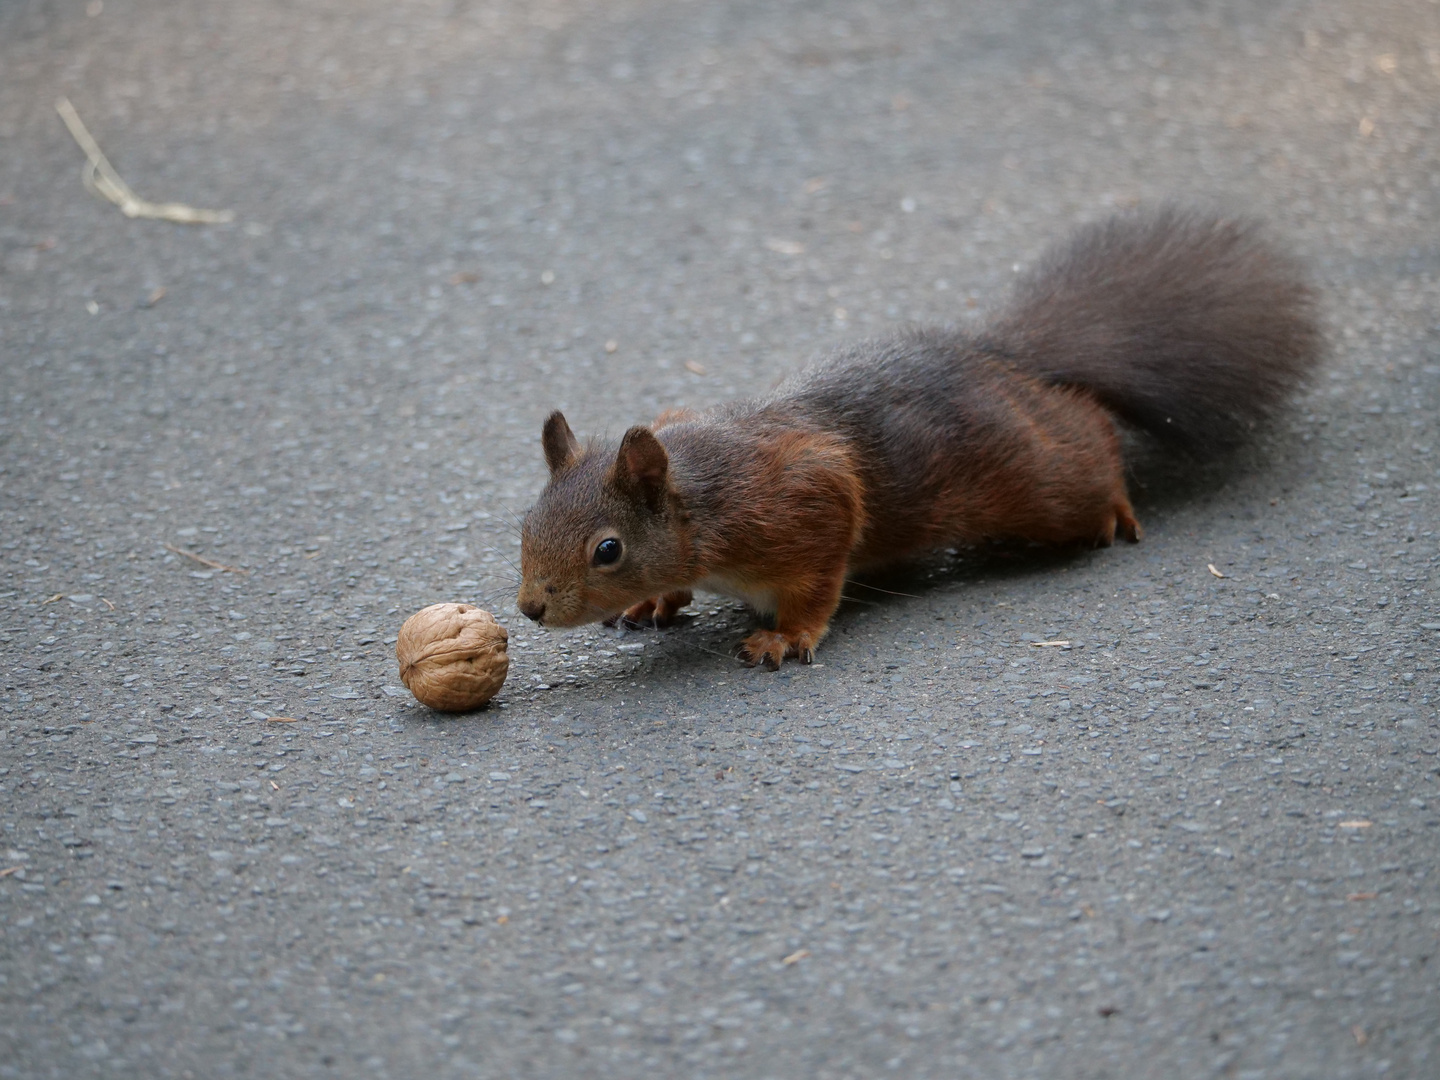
[739,645,783,671]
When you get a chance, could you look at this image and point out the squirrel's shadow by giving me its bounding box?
[836,541,1086,621]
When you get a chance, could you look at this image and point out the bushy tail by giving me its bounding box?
[988,209,1322,455]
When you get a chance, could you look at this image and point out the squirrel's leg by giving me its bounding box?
[620,590,693,628]
[738,572,846,671]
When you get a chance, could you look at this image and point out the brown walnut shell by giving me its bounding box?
[396,603,509,712]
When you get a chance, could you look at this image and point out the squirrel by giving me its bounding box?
[516,209,1321,669]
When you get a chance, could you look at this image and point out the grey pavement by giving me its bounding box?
[2,1,1438,1077]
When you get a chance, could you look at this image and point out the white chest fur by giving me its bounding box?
[693,572,778,616]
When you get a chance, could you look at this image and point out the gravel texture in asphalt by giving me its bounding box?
[2,1,1438,1077]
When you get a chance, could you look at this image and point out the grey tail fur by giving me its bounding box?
[987,208,1322,456]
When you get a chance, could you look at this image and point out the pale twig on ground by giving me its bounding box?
[55,97,234,225]
[164,543,247,575]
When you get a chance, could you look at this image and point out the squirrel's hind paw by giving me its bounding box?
[1117,508,1142,543]
[1092,503,1142,547]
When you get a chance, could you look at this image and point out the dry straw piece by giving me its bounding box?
[55,96,234,225]
[396,603,509,712]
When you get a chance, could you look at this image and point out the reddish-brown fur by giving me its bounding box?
[518,210,1319,669]
[846,366,1139,569]
[688,426,865,668]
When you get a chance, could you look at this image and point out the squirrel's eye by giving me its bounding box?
[593,538,622,566]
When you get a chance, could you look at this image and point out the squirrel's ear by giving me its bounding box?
[541,411,581,475]
[615,426,669,509]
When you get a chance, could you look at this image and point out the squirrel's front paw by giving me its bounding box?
[618,598,659,628]
[620,590,693,629]
[738,630,816,671]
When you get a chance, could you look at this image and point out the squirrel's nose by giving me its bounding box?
[518,598,546,623]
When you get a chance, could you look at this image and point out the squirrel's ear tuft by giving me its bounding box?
[615,426,669,508]
[541,411,581,476]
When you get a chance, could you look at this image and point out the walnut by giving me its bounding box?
[396,603,509,712]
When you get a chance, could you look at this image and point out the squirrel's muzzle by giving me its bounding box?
[517,597,546,624]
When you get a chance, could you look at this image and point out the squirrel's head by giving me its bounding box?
[517,411,688,628]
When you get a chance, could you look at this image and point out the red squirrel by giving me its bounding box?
[517,209,1321,669]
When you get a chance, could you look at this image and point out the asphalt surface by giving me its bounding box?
[2,1,1438,1077]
